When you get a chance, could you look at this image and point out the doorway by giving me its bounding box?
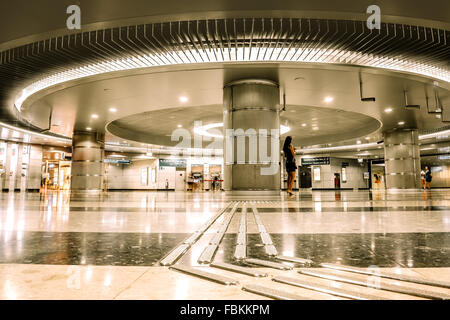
[175,171,186,191]
[299,166,312,188]
[334,173,341,189]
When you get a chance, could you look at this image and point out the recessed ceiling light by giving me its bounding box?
[384,108,393,113]
[398,121,405,125]
[179,96,189,103]
[178,124,183,128]
[86,127,92,131]
[91,114,99,119]
[302,123,307,127]
[109,108,117,113]
[312,127,319,131]
[365,137,370,140]
[324,96,334,103]
[357,140,362,144]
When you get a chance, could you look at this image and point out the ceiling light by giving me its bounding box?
[312,127,319,131]
[365,137,370,140]
[179,96,189,103]
[302,123,307,127]
[178,125,183,128]
[280,125,290,135]
[146,152,153,157]
[91,114,99,119]
[324,96,334,103]
[357,140,362,144]
[384,108,393,113]
[109,108,117,113]
[398,121,405,125]
[86,127,92,131]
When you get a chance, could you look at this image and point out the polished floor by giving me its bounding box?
[0,189,449,300]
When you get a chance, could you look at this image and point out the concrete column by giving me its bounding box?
[384,129,421,189]
[71,131,105,191]
[223,79,281,191]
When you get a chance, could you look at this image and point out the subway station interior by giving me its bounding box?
[0,0,449,301]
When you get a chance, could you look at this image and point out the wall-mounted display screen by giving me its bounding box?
[313,166,321,181]
[341,168,347,182]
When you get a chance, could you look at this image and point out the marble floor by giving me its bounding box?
[0,189,449,300]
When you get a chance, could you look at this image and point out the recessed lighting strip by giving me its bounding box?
[14,46,449,112]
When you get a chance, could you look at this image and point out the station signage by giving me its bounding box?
[301,157,330,166]
[438,154,450,160]
[104,159,131,164]
[159,159,187,168]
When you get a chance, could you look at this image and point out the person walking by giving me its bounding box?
[420,169,426,189]
[283,136,297,196]
[425,166,432,189]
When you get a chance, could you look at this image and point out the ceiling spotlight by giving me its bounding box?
[324,96,334,103]
[365,137,370,140]
[384,108,393,113]
[178,124,183,128]
[109,108,117,113]
[312,127,319,131]
[86,127,92,131]
[398,121,405,125]
[179,96,189,103]
[356,140,362,144]
[302,123,307,127]
[91,114,99,119]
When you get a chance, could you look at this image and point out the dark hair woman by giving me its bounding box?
[283,136,296,195]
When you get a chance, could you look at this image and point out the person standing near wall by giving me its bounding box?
[283,136,297,196]
[425,166,432,189]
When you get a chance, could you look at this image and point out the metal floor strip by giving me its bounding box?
[160,202,233,266]
[242,284,313,300]
[211,262,268,277]
[299,270,450,300]
[277,256,314,265]
[245,258,292,270]
[198,202,240,264]
[160,244,190,266]
[265,245,278,256]
[236,232,246,245]
[234,203,247,260]
[251,204,277,257]
[320,263,450,289]
[183,232,202,245]
[273,276,387,300]
[198,244,219,264]
[260,233,273,245]
[234,245,247,260]
[170,265,238,286]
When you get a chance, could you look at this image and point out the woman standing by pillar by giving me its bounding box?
[283,136,297,196]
